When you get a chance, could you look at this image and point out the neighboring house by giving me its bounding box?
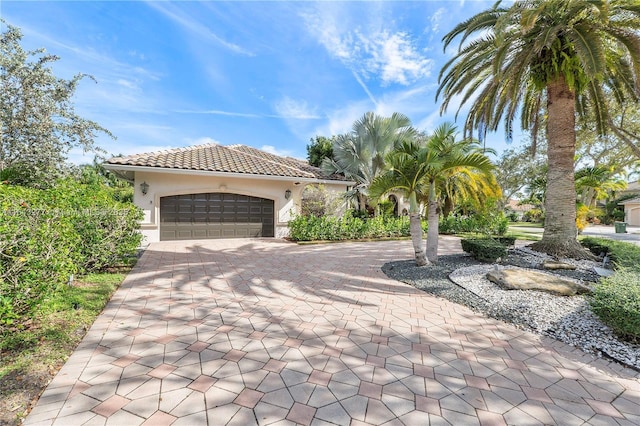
[620,181,640,226]
[619,180,640,198]
[104,144,352,243]
[505,198,535,219]
[622,197,640,226]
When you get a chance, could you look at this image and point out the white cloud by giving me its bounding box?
[260,145,296,158]
[174,109,263,118]
[186,137,221,146]
[430,8,447,34]
[146,1,253,56]
[273,97,321,120]
[302,8,432,87]
[369,31,433,86]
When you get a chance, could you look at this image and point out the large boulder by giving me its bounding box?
[486,268,592,296]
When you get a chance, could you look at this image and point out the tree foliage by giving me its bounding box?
[438,0,640,258]
[322,112,416,211]
[306,136,334,167]
[0,22,113,186]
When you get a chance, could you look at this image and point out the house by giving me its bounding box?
[622,197,640,226]
[619,181,640,226]
[104,144,353,243]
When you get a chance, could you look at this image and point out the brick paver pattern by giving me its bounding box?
[24,238,640,425]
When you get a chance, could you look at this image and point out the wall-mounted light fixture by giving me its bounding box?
[285,189,292,200]
[140,181,149,195]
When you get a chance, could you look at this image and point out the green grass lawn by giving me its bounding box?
[508,222,544,228]
[0,270,130,425]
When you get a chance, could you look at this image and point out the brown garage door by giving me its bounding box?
[160,193,275,241]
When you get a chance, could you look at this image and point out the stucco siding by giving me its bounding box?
[134,171,348,243]
[626,204,640,226]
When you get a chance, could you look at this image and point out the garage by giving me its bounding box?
[160,192,274,241]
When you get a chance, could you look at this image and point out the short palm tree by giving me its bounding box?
[369,140,436,266]
[371,123,495,265]
[322,112,416,212]
[438,0,640,258]
[575,166,627,209]
[421,123,495,263]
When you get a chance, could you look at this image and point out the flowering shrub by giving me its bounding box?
[0,179,142,326]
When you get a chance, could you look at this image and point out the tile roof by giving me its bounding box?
[621,196,640,204]
[105,144,346,181]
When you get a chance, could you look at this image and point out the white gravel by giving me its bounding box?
[449,251,640,370]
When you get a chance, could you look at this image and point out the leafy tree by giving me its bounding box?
[322,112,416,211]
[495,145,546,208]
[576,102,640,173]
[306,136,334,167]
[0,22,112,187]
[438,0,640,258]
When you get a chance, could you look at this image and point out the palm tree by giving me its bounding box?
[575,166,627,209]
[438,0,640,258]
[439,151,500,217]
[369,140,435,266]
[322,112,416,212]
[421,123,495,263]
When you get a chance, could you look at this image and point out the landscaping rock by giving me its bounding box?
[486,268,592,296]
[542,260,577,270]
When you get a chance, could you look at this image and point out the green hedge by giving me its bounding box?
[461,238,508,262]
[439,213,509,236]
[590,269,640,341]
[288,214,412,241]
[0,179,142,326]
[580,237,640,272]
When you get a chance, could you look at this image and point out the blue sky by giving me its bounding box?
[2,0,522,164]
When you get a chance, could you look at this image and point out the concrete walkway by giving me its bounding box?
[25,237,639,425]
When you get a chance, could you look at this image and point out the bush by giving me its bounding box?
[288,214,411,241]
[460,238,507,262]
[580,237,640,272]
[590,269,640,342]
[439,212,509,236]
[522,208,544,223]
[0,179,142,327]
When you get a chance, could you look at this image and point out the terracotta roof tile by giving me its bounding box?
[105,144,346,181]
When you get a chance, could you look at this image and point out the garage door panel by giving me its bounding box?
[160,192,274,240]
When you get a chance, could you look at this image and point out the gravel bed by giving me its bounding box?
[382,248,640,371]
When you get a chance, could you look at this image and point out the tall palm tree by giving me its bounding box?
[421,123,495,263]
[369,140,436,266]
[438,0,640,258]
[322,112,416,212]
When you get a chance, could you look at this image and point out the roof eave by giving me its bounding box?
[103,163,355,186]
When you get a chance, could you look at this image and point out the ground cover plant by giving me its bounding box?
[580,237,640,342]
[0,271,129,425]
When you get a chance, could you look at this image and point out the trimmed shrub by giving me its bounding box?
[0,179,142,327]
[580,237,640,272]
[439,212,509,236]
[288,214,411,242]
[590,269,640,342]
[460,238,507,262]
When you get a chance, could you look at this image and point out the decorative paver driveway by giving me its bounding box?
[25,238,639,425]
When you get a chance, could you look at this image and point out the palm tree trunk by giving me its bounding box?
[408,192,427,266]
[426,180,439,263]
[531,76,590,259]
